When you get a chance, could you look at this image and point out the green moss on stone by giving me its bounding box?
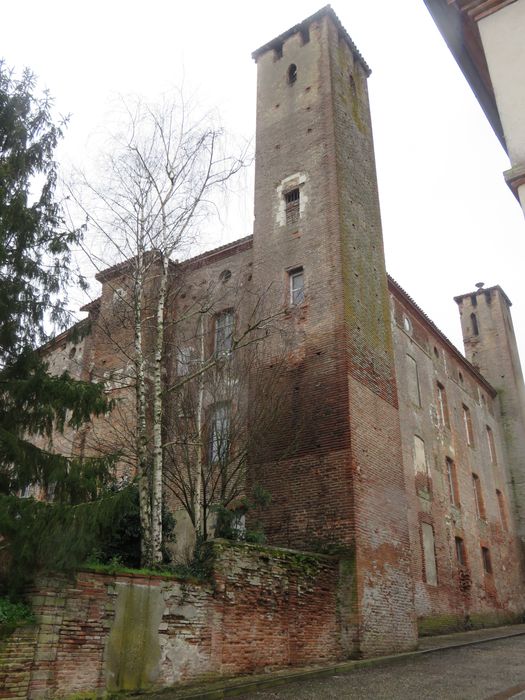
[418,610,525,637]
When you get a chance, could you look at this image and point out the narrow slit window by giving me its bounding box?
[463,404,474,446]
[287,63,297,84]
[481,546,492,574]
[437,382,449,428]
[472,474,485,519]
[285,188,300,226]
[470,312,479,336]
[455,536,466,567]
[487,426,497,465]
[289,268,305,306]
[421,523,438,586]
[496,489,508,529]
[407,355,421,407]
[447,457,459,507]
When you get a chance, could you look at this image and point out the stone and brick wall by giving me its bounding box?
[0,541,350,699]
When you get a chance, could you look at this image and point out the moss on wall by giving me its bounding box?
[105,582,164,692]
[418,610,524,637]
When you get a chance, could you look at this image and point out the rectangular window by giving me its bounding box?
[486,426,497,465]
[209,403,230,464]
[496,489,508,529]
[481,546,492,574]
[407,355,421,407]
[176,347,192,376]
[421,522,438,586]
[463,404,474,446]
[472,474,485,519]
[413,435,428,475]
[215,310,234,355]
[437,382,449,427]
[284,188,300,226]
[455,536,466,567]
[446,457,459,507]
[289,268,305,305]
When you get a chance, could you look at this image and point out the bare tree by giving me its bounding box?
[69,96,250,566]
[162,297,288,553]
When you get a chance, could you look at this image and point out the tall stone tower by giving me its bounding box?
[251,7,416,655]
[455,285,525,550]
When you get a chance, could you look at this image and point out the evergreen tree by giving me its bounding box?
[0,62,126,594]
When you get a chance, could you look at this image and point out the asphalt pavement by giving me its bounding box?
[232,635,525,700]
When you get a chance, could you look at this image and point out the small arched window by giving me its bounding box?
[470,312,479,336]
[287,63,297,85]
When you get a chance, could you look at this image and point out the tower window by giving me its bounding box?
[284,188,300,226]
[287,63,297,85]
[470,312,479,336]
[289,267,305,305]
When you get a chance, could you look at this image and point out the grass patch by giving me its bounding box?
[0,597,35,639]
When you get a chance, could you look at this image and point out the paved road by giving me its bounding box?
[233,636,525,700]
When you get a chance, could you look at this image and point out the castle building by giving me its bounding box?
[41,6,525,654]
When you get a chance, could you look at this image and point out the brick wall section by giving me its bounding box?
[212,541,346,673]
[0,626,36,699]
[0,542,349,698]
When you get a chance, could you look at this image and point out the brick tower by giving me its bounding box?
[455,285,525,551]
[251,7,416,655]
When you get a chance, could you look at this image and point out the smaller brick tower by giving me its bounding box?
[455,285,525,550]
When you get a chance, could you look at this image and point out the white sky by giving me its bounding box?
[2,0,525,360]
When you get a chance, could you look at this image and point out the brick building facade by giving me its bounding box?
[38,6,525,652]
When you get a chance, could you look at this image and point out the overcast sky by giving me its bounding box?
[2,0,524,360]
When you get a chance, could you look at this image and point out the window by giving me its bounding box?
[215,310,234,355]
[470,312,479,336]
[446,457,459,507]
[486,426,497,465]
[209,403,230,464]
[496,489,508,529]
[413,435,428,475]
[176,347,192,376]
[287,63,297,84]
[481,546,492,574]
[437,382,449,428]
[472,474,485,519]
[289,267,305,305]
[403,315,412,334]
[284,187,300,226]
[463,404,474,446]
[406,355,421,407]
[421,523,438,585]
[455,537,466,567]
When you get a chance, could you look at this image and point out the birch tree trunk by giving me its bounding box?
[194,312,206,540]
[134,249,152,566]
[151,251,169,564]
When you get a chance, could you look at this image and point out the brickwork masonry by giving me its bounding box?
[0,541,354,698]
